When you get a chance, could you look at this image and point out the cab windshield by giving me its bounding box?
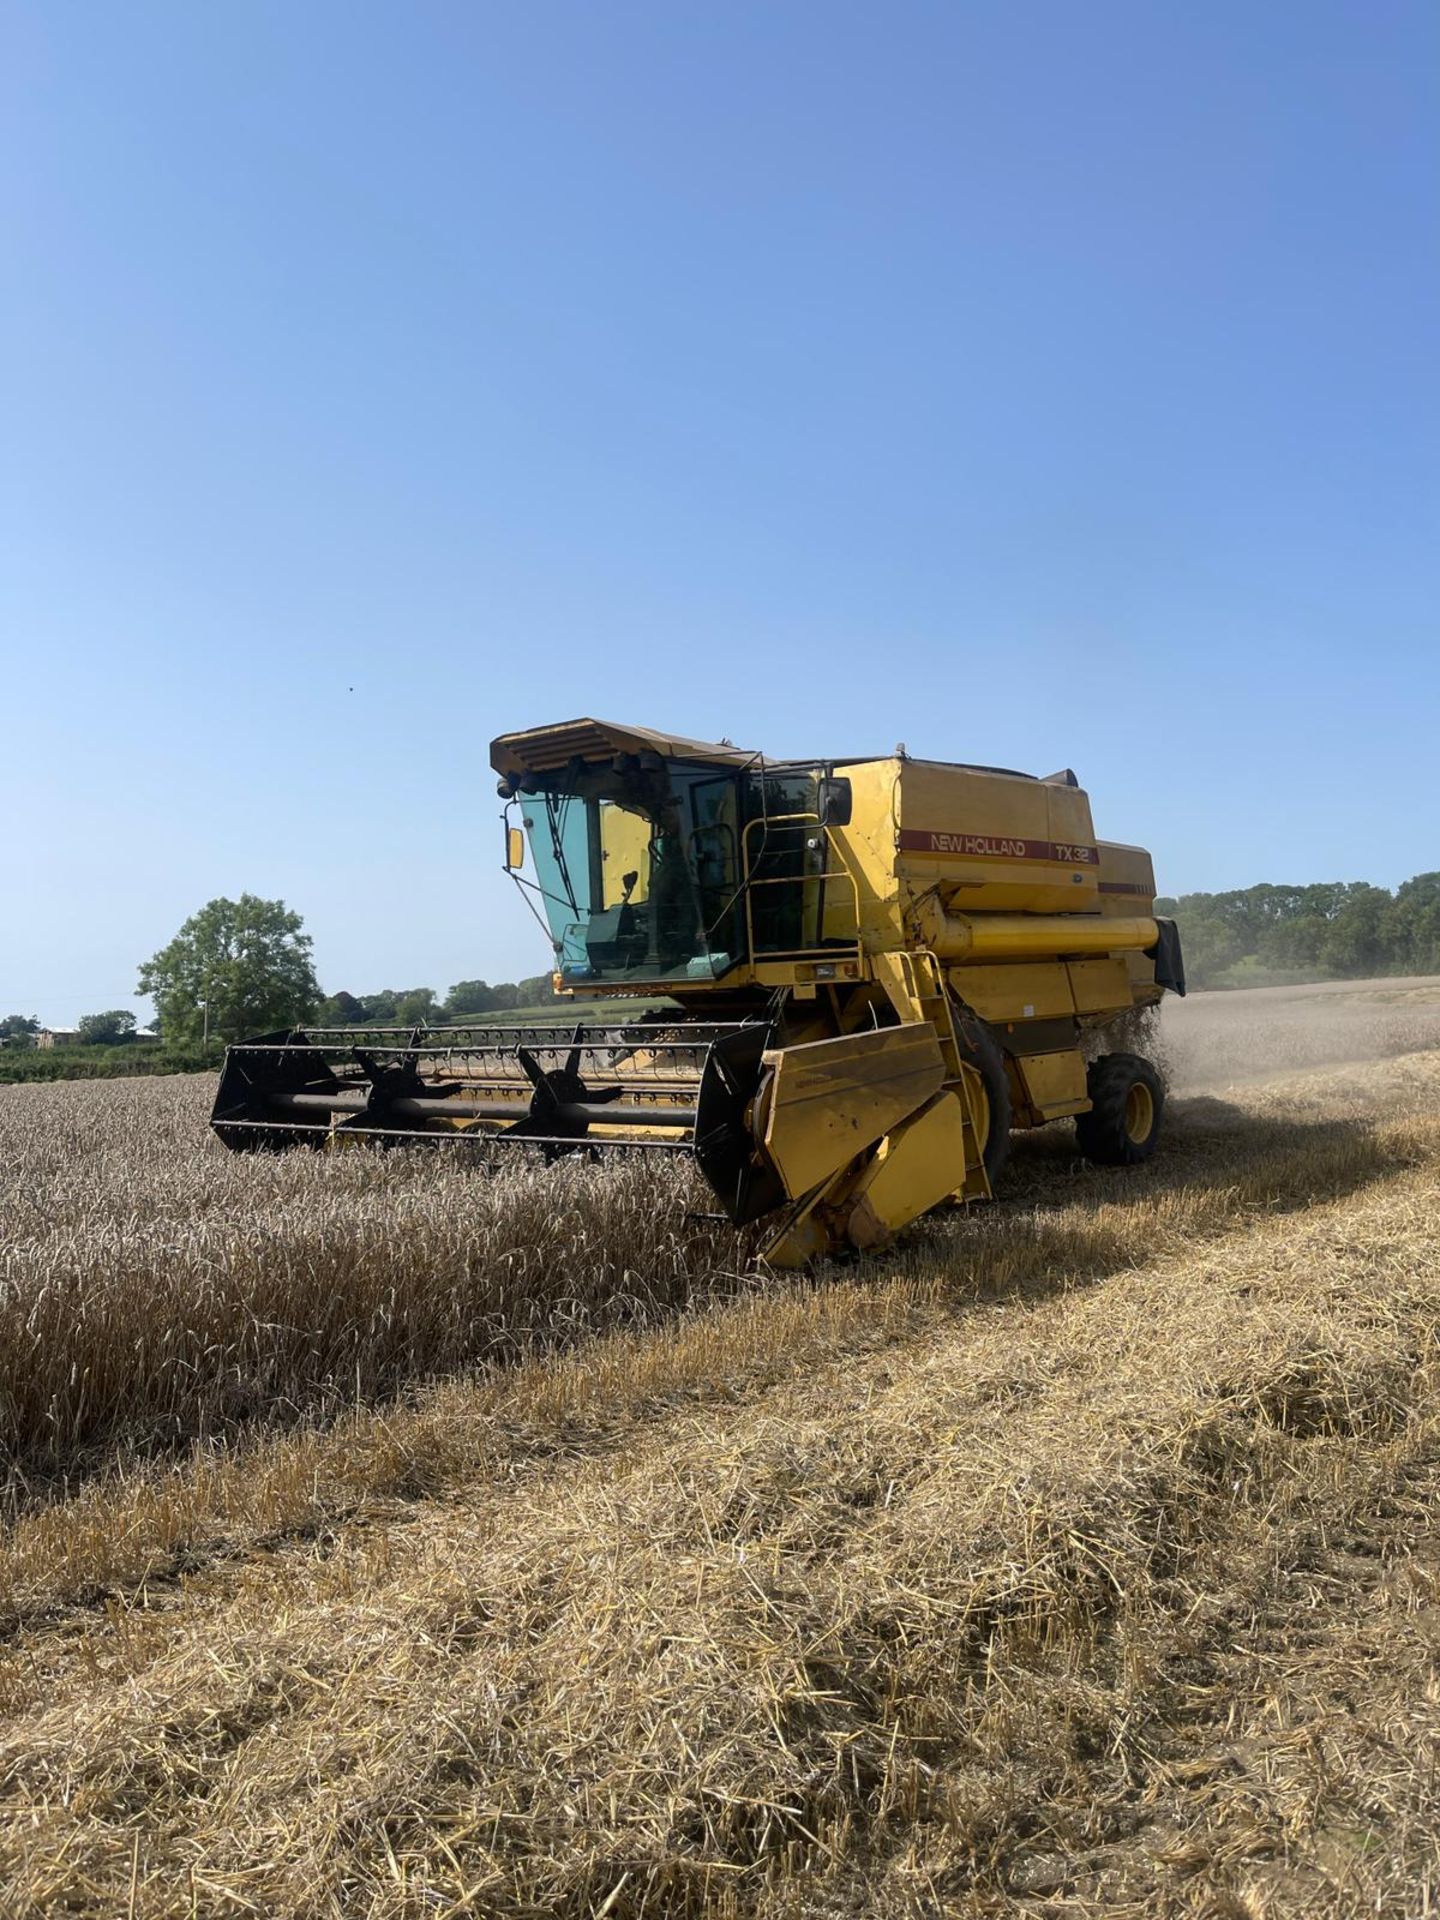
[520,764,743,983]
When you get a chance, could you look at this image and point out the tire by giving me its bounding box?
[950,1004,1013,1187]
[1074,1052,1164,1166]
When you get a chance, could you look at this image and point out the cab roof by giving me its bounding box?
[490,718,1063,786]
[491,718,758,779]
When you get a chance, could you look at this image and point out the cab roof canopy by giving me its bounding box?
[490,717,1059,786]
[490,718,759,780]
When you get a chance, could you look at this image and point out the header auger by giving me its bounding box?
[213,719,1184,1264]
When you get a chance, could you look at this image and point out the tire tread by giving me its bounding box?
[1075,1051,1164,1166]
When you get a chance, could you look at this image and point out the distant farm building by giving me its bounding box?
[36,1029,80,1050]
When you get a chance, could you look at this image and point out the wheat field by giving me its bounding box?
[2,979,1439,1917]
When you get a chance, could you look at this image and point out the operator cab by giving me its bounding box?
[491,720,853,987]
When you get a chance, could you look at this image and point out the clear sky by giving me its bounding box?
[3,2,1437,1025]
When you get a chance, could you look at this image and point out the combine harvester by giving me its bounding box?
[213,721,1184,1264]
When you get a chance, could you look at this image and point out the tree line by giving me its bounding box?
[5,873,1438,1065]
[1,895,564,1058]
[0,1010,144,1049]
[314,977,561,1030]
[1156,872,1440,989]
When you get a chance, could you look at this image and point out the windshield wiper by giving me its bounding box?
[545,795,581,914]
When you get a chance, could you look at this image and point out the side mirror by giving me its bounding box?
[506,825,526,871]
[817,776,852,828]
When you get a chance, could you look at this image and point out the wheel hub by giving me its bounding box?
[1124,1080,1154,1143]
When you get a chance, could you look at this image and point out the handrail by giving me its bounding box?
[739,812,861,961]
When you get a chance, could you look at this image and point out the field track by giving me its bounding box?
[2,981,1440,1916]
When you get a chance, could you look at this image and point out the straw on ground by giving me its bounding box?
[2,980,1439,1916]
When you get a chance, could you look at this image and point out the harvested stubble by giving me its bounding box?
[1,988,1440,1915]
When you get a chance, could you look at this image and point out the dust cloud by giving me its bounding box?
[1159,977,1440,1093]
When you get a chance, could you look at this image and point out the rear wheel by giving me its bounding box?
[1075,1052,1164,1165]
[951,1006,1013,1187]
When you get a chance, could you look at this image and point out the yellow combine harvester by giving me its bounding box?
[213,720,1184,1263]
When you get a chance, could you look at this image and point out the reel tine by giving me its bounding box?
[515,1046,546,1089]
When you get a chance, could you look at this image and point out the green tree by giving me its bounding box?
[0,1014,39,1050]
[77,1009,137,1046]
[138,895,320,1046]
[1317,884,1392,977]
[1156,895,1248,987]
[1387,873,1440,975]
[358,991,398,1023]
[393,987,439,1027]
[317,989,365,1026]
[444,979,498,1017]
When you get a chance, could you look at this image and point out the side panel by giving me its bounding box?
[826,758,903,951]
[1068,955,1137,1014]
[895,760,1101,916]
[1098,840,1162,1005]
[948,961,1075,1023]
[1096,839,1156,907]
[1011,1049,1090,1122]
[949,958,1135,1023]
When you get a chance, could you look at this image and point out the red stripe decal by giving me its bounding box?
[898,828,1098,866]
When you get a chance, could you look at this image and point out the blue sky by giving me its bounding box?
[3,1,1437,1024]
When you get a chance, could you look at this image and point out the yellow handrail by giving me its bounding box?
[740,812,861,961]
